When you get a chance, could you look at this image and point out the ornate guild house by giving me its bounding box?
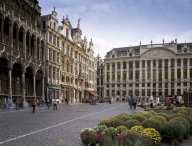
[0,0,45,102]
[104,40,192,99]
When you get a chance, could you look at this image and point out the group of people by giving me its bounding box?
[0,97,13,109]
[31,97,58,113]
[128,96,137,109]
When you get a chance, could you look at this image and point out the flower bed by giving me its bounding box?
[80,107,192,146]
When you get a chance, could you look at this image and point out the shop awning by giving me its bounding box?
[90,91,99,97]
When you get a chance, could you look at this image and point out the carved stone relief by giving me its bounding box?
[141,49,175,59]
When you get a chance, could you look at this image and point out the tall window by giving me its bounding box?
[177,69,181,78]
[61,41,64,51]
[66,45,69,54]
[117,62,120,69]
[53,50,55,62]
[49,32,52,43]
[147,60,150,67]
[177,59,181,66]
[57,69,59,81]
[183,69,187,79]
[129,71,133,80]
[147,71,150,79]
[123,62,126,69]
[57,37,59,47]
[67,61,69,72]
[153,60,156,67]
[107,63,110,70]
[66,28,69,38]
[49,48,52,61]
[61,57,64,71]
[49,66,52,78]
[57,52,59,64]
[53,67,55,79]
[142,60,145,68]
[135,61,139,68]
[53,34,56,45]
[71,65,73,74]
[153,70,156,79]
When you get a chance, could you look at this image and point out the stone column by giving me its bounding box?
[9,22,13,47]
[23,31,26,60]
[174,59,177,95]
[187,58,190,89]
[22,71,28,107]
[1,19,4,42]
[33,74,36,96]
[181,59,183,94]
[133,61,135,96]
[145,60,147,97]
[42,78,45,100]
[168,59,171,95]
[162,59,165,94]
[34,37,37,58]
[8,68,12,98]
[126,61,129,96]
[16,27,19,50]
[150,60,153,97]
[139,60,142,97]
[120,62,123,82]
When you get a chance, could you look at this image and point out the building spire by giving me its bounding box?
[77,18,81,28]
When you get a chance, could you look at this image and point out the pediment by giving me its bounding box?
[141,49,176,60]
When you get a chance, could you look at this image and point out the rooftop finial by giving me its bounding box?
[140,41,142,45]
[151,40,153,45]
[162,38,164,44]
[54,7,55,11]
[77,18,81,28]
[66,15,68,19]
[185,40,186,44]
[63,16,64,20]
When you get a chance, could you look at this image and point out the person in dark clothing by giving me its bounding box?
[128,97,133,109]
[31,97,37,113]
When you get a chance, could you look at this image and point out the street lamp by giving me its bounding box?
[188,88,189,107]
[16,77,20,110]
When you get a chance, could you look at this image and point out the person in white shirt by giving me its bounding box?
[53,98,57,110]
[150,95,154,108]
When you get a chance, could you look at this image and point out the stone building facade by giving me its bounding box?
[38,8,97,103]
[0,0,45,102]
[96,53,104,100]
[104,40,192,99]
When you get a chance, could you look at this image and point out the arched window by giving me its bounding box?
[71,65,73,74]
[67,61,69,72]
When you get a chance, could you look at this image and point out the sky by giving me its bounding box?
[39,0,192,59]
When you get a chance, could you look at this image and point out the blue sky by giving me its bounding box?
[39,0,192,59]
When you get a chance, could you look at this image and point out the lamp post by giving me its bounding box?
[188,88,189,107]
[16,77,20,110]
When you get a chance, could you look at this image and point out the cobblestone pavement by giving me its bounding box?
[0,102,191,146]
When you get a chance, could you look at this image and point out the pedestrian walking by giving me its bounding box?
[46,98,50,109]
[150,95,154,108]
[133,96,137,109]
[53,98,57,110]
[7,97,12,108]
[31,97,37,113]
[128,96,133,109]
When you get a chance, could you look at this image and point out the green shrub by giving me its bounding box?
[93,125,107,134]
[103,127,117,138]
[163,120,185,139]
[80,128,96,145]
[149,115,167,124]
[98,118,111,127]
[116,113,131,122]
[156,113,169,121]
[130,125,144,133]
[142,119,163,133]
[115,125,127,134]
[110,118,124,128]
[170,117,190,133]
[169,113,187,119]
[140,128,162,145]
[131,114,147,122]
[137,111,153,118]
[124,119,141,129]
[186,116,192,134]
